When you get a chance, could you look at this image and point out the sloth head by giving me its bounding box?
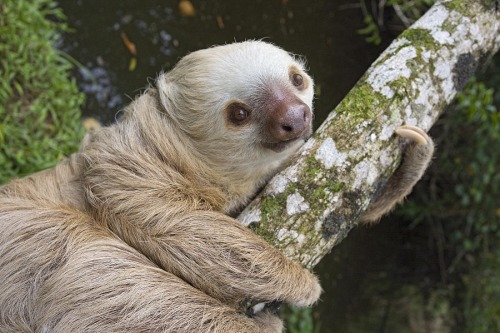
[156,41,314,206]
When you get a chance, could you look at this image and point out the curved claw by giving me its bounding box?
[395,125,430,145]
[244,300,283,317]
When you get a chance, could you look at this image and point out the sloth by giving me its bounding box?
[0,41,433,333]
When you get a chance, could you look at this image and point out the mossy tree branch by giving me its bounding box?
[237,0,500,269]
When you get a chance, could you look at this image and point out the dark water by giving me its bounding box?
[56,1,423,331]
[58,0,390,126]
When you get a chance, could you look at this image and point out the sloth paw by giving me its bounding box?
[360,124,434,223]
[394,125,434,178]
[395,125,431,145]
[240,268,321,316]
[394,125,434,165]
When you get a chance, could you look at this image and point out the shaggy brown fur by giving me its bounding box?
[0,41,319,333]
[0,41,433,332]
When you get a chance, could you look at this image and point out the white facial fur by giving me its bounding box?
[157,41,314,210]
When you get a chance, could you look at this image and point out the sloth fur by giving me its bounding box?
[0,41,433,333]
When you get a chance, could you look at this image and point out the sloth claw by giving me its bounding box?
[244,300,282,317]
[395,125,430,145]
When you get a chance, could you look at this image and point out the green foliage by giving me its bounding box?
[398,58,500,330]
[283,305,319,333]
[357,15,381,46]
[350,285,451,333]
[451,80,500,252]
[0,0,84,184]
[463,251,500,333]
[403,77,499,255]
[386,0,436,17]
[357,0,436,45]
[456,78,500,128]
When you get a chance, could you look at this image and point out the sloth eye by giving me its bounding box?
[291,73,304,90]
[227,104,250,125]
[233,109,248,121]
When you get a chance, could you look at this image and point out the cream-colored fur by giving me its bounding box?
[0,41,320,333]
[0,41,433,332]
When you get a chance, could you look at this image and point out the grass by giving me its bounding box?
[0,0,84,184]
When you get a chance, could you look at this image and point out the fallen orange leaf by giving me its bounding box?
[120,32,137,56]
[179,0,196,17]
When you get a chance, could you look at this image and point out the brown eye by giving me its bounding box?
[227,104,251,125]
[291,73,304,89]
[233,108,248,121]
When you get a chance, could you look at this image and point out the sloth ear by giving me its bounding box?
[156,73,173,96]
[156,74,178,111]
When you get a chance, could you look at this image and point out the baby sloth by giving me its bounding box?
[0,41,433,333]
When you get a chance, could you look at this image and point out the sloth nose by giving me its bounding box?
[271,100,311,141]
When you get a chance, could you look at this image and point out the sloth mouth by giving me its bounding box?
[261,130,312,153]
[261,138,301,153]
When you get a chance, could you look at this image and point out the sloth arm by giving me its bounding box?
[0,157,294,332]
[0,197,283,333]
[112,209,321,310]
[82,133,321,310]
[360,125,434,224]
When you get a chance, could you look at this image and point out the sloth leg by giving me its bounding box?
[38,235,285,333]
[123,210,322,310]
[360,125,434,224]
[0,201,283,333]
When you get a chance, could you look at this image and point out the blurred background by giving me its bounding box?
[1,1,499,332]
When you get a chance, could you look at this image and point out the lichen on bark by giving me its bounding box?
[237,0,500,269]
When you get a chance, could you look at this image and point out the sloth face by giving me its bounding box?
[158,41,314,186]
[223,66,313,153]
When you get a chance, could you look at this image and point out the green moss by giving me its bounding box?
[327,182,344,193]
[304,156,321,178]
[309,185,334,212]
[249,220,278,244]
[260,182,298,222]
[0,0,84,184]
[399,30,438,80]
[441,20,459,35]
[286,182,298,194]
[260,196,283,221]
[388,76,413,101]
[400,28,436,51]
[311,187,326,202]
[442,0,470,16]
[337,82,380,123]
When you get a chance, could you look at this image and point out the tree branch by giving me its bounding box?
[237,0,500,269]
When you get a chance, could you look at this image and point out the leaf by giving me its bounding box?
[128,57,137,72]
[216,15,225,29]
[120,32,137,56]
[179,0,196,17]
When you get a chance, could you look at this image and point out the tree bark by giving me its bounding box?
[237,0,500,269]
